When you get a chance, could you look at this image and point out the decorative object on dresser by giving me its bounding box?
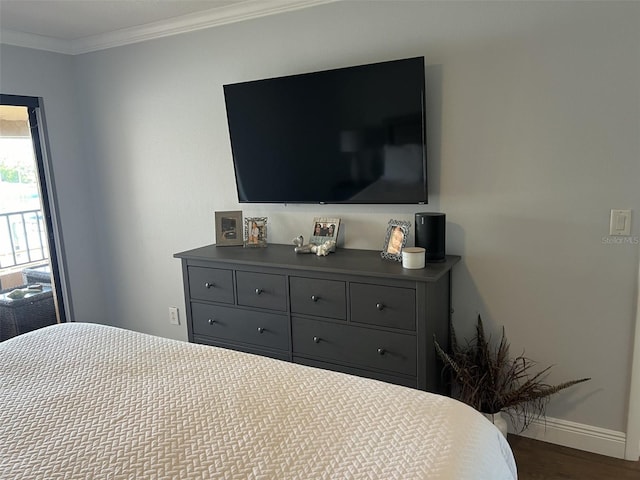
[292,235,307,251]
[401,247,426,269]
[415,212,446,263]
[311,240,336,256]
[434,315,591,436]
[244,217,267,248]
[310,217,340,252]
[381,219,411,262]
[175,244,460,392]
[292,236,336,256]
[214,210,243,246]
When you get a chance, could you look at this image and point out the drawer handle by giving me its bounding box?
[205,282,215,289]
[208,318,216,325]
[311,295,320,302]
[257,327,265,333]
[376,303,385,311]
[313,336,321,343]
[377,348,386,356]
[255,288,263,295]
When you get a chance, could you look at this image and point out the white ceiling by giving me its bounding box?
[0,0,336,55]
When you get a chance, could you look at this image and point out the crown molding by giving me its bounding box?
[0,29,73,55]
[0,0,339,56]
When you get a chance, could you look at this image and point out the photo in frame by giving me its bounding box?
[244,217,268,248]
[215,210,243,246]
[381,219,411,262]
[310,217,340,251]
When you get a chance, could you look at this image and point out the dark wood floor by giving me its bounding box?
[508,435,640,479]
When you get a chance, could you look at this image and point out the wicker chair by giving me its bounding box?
[21,264,52,285]
[0,285,57,341]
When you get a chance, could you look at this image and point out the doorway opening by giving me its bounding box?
[0,95,66,340]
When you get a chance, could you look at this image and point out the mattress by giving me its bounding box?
[0,323,517,479]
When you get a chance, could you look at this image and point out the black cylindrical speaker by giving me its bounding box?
[415,212,446,263]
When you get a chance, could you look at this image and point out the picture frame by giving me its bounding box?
[244,217,268,248]
[381,219,411,262]
[215,210,243,246]
[310,217,340,251]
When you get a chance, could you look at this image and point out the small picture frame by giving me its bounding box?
[381,219,411,262]
[215,211,243,246]
[310,217,340,251]
[244,217,268,248]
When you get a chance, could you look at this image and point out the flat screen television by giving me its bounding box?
[223,56,427,204]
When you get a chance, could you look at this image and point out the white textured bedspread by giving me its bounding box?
[0,323,517,479]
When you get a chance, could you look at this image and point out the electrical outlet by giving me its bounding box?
[169,306,180,325]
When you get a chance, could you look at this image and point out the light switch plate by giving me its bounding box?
[610,209,631,236]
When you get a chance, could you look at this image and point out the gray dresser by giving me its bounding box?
[175,244,459,393]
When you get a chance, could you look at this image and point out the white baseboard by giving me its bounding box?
[506,416,627,459]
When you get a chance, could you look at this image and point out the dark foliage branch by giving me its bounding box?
[434,315,590,432]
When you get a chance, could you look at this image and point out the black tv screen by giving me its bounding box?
[224,57,427,204]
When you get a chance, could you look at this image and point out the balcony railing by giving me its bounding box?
[0,209,49,270]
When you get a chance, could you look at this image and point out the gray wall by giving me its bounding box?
[0,45,108,324]
[2,1,638,436]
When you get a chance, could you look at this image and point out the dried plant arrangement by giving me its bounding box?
[434,315,590,433]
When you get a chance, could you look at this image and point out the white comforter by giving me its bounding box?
[0,323,517,479]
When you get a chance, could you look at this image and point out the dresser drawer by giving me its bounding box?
[292,317,416,376]
[188,267,234,304]
[350,283,416,331]
[290,277,346,320]
[192,303,288,351]
[236,271,287,311]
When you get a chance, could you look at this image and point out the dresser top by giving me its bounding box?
[175,244,460,283]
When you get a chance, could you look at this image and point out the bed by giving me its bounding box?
[0,323,517,479]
